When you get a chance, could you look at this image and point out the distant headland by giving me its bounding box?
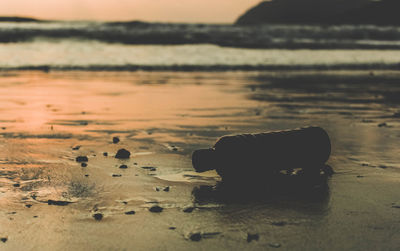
[236,0,400,25]
[0,16,42,22]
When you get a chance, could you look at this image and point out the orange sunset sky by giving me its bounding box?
[1,0,261,23]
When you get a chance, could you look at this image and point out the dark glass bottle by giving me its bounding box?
[192,126,331,182]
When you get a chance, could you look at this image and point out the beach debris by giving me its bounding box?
[189,233,202,241]
[247,233,259,242]
[149,205,163,213]
[183,207,195,213]
[103,152,108,156]
[141,166,157,171]
[119,165,128,169]
[76,156,88,162]
[113,137,120,144]
[81,163,87,167]
[269,243,282,248]
[72,145,81,150]
[115,149,130,159]
[125,210,136,215]
[192,126,331,183]
[1,237,7,243]
[47,200,72,206]
[93,213,103,221]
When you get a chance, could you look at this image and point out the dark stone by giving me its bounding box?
[269,243,282,248]
[76,156,88,162]
[113,137,120,144]
[33,216,38,218]
[13,183,20,187]
[112,174,122,177]
[125,210,136,215]
[25,204,32,208]
[93,213,103,221]
[163,186,170,192]
[119,165,128,169]
[0,237,7,243]
[47,200,72,206]
[115,149,130,159]
[81,163,87,167]
[271,221,287,226]
[247,233,259,242]
[379,165,387,169]
[103,152,108,157]
[378,122,388,127]
[72,145,81,150]
[85,174,89,177]
[392,205,400,209]
[189,233,202,241]
[169,227,176,230]
[183,207,195,213]
[149,205,163,213]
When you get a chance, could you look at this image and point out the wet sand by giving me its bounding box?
[0,71,399,250]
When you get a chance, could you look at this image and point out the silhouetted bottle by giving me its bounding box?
[192,126,331,182]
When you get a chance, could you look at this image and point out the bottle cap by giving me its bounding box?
[192,148,217,172]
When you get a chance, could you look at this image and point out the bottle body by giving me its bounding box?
[192,127,331,182]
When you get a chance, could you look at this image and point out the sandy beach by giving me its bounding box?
[0,70,399,250]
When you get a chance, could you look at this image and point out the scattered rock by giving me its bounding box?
[379,165,387,169]
[25,204,32,208]
[81,163,87,167]
[247,233,259,242]
[357,175,364,178]
[392,205,400,209]
[115,149,130,159]
[125,210,136,215]
[361,163,369,166]
[47,200,72,206]
[183,207,195,213]
[269,243,282,248]
[378,122,388,127]
[103,152,108,157]
[119,165,128,169]
[0,237,7,243]
[271,221,287,226]
[169,227,176,230]
[163,186,170,192]
[141,166,156,171]
[76,156,88,162]
[149,205,163,213]
[85,174,89,177]
[93,213,103,221]
[72,145,81,150]
[189,233,202,241]
[393,112,400,118]
[112,174,122,177]
[13,183,20,188]
[33,216,38,218]
[113,137,120,144]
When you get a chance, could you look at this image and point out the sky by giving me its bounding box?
[0,0,262,23]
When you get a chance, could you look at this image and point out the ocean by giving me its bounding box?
[1,20,400,71]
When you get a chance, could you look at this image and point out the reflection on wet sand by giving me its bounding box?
[0,71,400,250]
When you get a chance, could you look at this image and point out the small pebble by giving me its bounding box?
[25,204,32,208]
[93,213,103,221]
[271,221,287,226]
[163,186,170,192]
[392,205,400,209]
[81,163,87,167]
[115,149,130,159]
[113,137,120,144]
[13,183,20,188]
[379,165,387,169]
[112,174,122,177]
[357,175,364,178]
[189,233,202,241]
[33,216,38,218]
[378,122,388,127]
[1,237,7,243]
[149,205,163,213]
[269,243,281,248]
[84,174,89,177]
[247,233,259,242]
[169,227,176,230]
[76,156,88,162]
[72,146,81,150]
[183,207,195,213]
[119,165,128,169]
[125,211,136,215]
[103,152,108,157]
